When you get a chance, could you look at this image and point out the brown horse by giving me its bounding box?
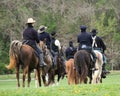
[65,59,77,85]
[74,50,92,84]
[35,41,54,87]
[6,40,41,87]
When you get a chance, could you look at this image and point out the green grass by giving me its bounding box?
[0,71,120,96]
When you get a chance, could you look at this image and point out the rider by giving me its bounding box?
[77,25,97,70]
[65,41,77,60]
[22,18,46,68]
[38,25,51,50]
[91,29,107,77]
[50,31,61,67]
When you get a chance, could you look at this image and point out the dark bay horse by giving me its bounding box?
[35,41,54,87]
[52,46,66,85]
[74,50,92,84]
[39,41,54,86]
[36,41,66,86]
[6,40,41,87]
[74,49,104,84]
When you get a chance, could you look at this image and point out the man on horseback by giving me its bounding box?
[50,31,61,67]
[77,25,97,70]
[91,29,107,78]
[38,25,51,50]
[22,18,46,68]
[65,41,77,60]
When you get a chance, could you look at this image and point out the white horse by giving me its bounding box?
[92,50,103,84]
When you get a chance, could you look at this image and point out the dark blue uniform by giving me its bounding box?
[38,32,51,49]
[77,25,97,70]
[23,25,39,45]
[92,36,106,53]
[23,25,41,55]
[65,46,77,60]
[22,20,46,67]
[77,32,92,50]
[91,29,107,76]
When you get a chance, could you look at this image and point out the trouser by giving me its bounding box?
[30,44,45,66]
[102,54,107,71]
[53,52,58,67]
[90,50,97,69]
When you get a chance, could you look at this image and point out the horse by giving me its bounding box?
[74,50,92,84]
[6,40,41,87]
[91,50,103,84]
[34,41,54,87]
[65,59,77,85]
[53,45,66,85]
[35,41,66,86]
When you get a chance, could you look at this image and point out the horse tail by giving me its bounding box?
[79,54,88,83]
[69,59,75,78]
[74,50,88,83]
[6,40,22,69]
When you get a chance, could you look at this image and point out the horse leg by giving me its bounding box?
[50,70,55,86]
[57,74,61,85]
[16,66,20,87]
[84,78,88,84]
[27,70,31,87]
[42,74,46,86]
[37,68,41,87]
[22,67,28,87]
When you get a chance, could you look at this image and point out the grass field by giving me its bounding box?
[0,71,120,96]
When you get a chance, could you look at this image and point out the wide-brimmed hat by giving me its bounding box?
[38,25,47,33]
[91,29,98,35]
[26,18,36,23]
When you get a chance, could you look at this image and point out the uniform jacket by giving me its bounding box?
[38,32,51,49]
[23,25,39,46]
[92,36,106,53]
[51,38,59,52]
[65,46,77,60]
[77,31,92,49]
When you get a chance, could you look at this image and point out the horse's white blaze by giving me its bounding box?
[92,50,103,84]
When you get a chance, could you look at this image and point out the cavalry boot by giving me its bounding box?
[39,53,47,67]
[102,63,107,78]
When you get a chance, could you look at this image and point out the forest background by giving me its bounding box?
[0,0,120,74]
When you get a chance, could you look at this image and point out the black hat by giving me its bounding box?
[51,31,56,36]
[91,29,98,35]
[80,25,87,30]
[69,41,73,47]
